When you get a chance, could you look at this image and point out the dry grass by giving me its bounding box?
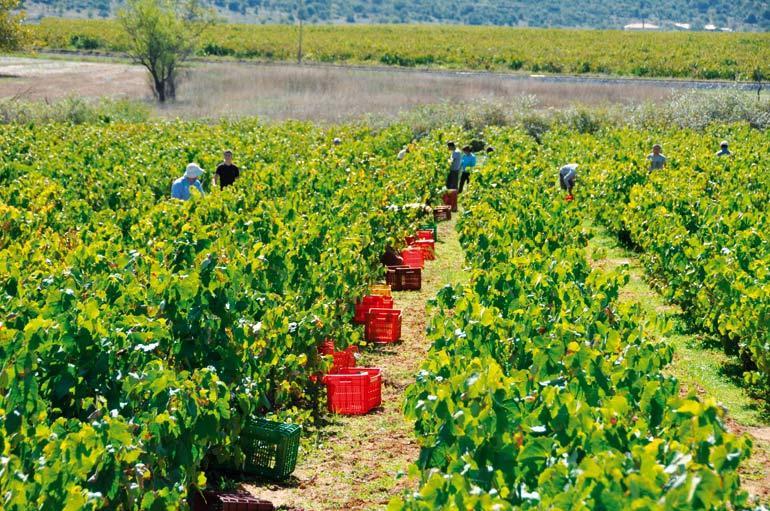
[170,63,674,121]
[0,57,675,123]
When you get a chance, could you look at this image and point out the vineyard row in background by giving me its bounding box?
[28,18,770,81]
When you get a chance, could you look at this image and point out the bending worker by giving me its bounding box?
[171,163,206,201]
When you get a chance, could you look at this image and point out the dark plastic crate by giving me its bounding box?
[240,418,301,480]
[192,491,274,511]
[433,205,452,222]
[388,266,421,291]
[385,265,408,288]
[442,190,458,212]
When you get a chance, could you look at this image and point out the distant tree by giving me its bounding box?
[0,0,27,51]
[118,0,215,103]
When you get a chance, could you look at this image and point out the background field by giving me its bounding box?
[29,19,770,80]
[20,0,770,30]
[0,56,686,122]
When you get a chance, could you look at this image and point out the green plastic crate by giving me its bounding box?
[418,223,438,242]
[240,418,301,480]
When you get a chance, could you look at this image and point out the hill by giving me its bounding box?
[21,0,770,31]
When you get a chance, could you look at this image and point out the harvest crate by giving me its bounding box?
[365,308,402,343]
[442,190,458,212]
[386,266,421,291]
[385,265,408,288]
[416,229,435,241]
[239,418,301,480]
[419,223,438,241]
[354,295,394,324]
[323,368,382,415]
[401,247,424,269]
[414,239,435,261]
[433,205,451,222]
[192,491,275,511]
[318,341,358,373]
[405,235,416,246]
[370,284,392,297]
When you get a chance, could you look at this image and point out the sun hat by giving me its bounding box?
[184,163,204,179]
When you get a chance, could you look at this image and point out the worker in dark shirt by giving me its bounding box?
[213,150,240,189]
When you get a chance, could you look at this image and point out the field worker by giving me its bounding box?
[446,141,462,190]
[716,141,732,157]
[397,145,409,160]
[559,163,578,197]
[333,137,342,146]
[647,144,667,170]
[213,150,240,189]
[477,146,494,167]
[459,146,477,193]
[171,163,205,201]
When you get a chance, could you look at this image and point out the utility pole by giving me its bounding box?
[297,0,304,64]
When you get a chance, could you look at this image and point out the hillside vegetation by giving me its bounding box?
[31,19,770,80]
[21,0,770,30]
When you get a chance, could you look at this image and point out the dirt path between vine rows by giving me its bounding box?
[586,224,770,504]
[244,216,467,510]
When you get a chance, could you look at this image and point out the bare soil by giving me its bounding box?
[726,418,770,503]
[0,57,147,99]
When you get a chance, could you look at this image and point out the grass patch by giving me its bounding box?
[586,222,768,427]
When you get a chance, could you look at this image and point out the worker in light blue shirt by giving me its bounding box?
[171,163,206,201]
[458,146,476,193]
[559,163,578,200]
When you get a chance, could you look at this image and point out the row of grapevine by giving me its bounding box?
[31,18,770,80]
[0,121,447,509]
[535,124,770,396]
[390,128,759,509]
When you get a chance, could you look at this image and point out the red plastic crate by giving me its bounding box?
[414,239,435,261]
[192,491,274,511]
[405,235,416,245]
[365,308,402,343]
[318,339,335,355]
[401,248,424,269]
[442,190,458,212]
[323,368,382,415]
[318,340,358,373]
[354,295,394,324]
[416,230,434,241]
